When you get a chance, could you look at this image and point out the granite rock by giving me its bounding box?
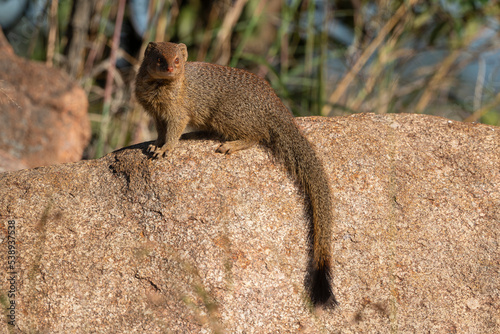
[0,114,498,333]
[0,29,90,171]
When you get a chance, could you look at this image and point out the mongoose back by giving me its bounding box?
[135,41,337,306]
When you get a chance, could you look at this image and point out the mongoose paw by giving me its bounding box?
[148,144,170,158]
[216,140,256,155]
[216,144,232,155]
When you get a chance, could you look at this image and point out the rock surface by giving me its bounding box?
[0,114,498,333]
[0,29,90,171]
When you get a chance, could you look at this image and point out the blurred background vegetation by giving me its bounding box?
[1,0,499,159]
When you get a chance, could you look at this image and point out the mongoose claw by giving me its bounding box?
[147,144,157,152]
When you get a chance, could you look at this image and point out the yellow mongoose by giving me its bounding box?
[135,41,336,306]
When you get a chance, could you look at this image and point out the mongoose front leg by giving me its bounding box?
[148,116,167,156]
[216,140,257,154]
[149,113,189,158]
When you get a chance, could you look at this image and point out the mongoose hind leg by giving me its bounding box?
[216,140,257,154]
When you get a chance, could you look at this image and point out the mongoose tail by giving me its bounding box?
[268,122,337,306]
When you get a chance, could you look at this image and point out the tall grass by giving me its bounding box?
[7,0,499,158]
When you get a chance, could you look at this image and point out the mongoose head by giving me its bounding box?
[142,42,188,80]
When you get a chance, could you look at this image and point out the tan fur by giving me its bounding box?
[135,42,336,306]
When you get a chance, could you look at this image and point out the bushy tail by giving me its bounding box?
[268,120,337,307]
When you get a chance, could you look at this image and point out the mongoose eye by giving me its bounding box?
[174,57,180,64]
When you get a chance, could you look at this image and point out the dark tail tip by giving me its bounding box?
[310,264,338,307]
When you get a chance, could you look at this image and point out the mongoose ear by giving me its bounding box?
[145,42,157,56]
[178,43,188,62]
